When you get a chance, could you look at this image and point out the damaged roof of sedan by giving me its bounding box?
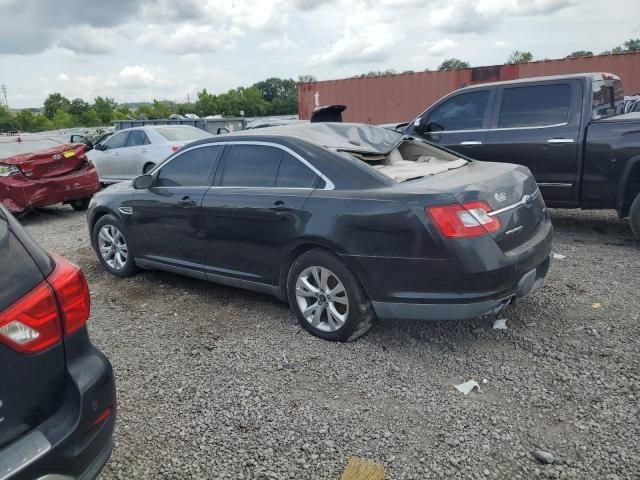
[226,122,405,154]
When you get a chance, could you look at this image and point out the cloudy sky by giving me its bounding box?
[0,0,638,108]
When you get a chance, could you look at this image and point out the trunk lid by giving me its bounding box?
[1,143,87,180]
[410,160,546,251]
[0,211,65,449]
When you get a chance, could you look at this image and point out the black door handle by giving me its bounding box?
[178,196,196,207]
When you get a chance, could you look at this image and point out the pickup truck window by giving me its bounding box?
[427,90,489,131]
[592,78,624,118]
[498,84,571,128]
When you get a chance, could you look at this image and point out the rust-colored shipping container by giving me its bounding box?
[297,52,640,124]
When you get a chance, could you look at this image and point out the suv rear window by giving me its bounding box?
[0,216,44,311]
[498,84,571,128]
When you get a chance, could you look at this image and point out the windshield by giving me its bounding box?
[154,126,211,142]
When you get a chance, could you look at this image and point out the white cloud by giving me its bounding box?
[118,65,155,88]
[494,40,508,48]
[259,34,295,50]
[137,24,238,54]
[421,38,458,55]
[428,0,578,33]
[308,8,402,65]
[58,26,119,55]
[57,73,69,82]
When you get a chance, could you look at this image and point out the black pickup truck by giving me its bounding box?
[404,72,640,238]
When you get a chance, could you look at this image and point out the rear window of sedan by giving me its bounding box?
[153,127,211,142]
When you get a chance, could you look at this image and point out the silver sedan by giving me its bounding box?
[86,125,213,184]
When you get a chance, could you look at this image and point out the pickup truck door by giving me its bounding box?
[407,88,495,160]
[484,80,583,205]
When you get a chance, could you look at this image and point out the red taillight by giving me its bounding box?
[0,255,90,354]
[0,283,62,354]
[48,254,91,336]
[171,145,181,152]
[426,201,501,238]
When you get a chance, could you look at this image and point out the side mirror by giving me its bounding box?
[70,134,94,150]
[94,143,106,151]
[133,174,153,190]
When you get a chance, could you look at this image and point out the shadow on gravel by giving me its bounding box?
[549,209,635,243]
[16,206,80,226]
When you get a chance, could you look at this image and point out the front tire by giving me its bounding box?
[287,249,375,342]
[70,197,91,211]
[92,214,138,277]
[630,193,640,240]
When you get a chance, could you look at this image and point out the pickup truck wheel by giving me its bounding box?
[287,249,375,342]
[630,194,640,240]
[70,197,91,211]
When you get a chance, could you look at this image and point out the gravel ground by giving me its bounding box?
[21,207,640,480]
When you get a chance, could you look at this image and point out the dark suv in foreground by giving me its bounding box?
[0,205,115,479]
[88,123,552,342]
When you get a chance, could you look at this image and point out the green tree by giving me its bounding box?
[0,105,17,131]
[176,103,196,115]
[438,58,470,70]
[567,50,593,58]
[80,109,101,126]
[298,75,317,83]
[92,96,117,124]
[253,78,296,102]
[43,93,70,119]
[68,98,90,117]
[194,89,218,117]
[623,38,640,51]
[31,114,52,132]
[506,50,534,64]
[150,99,174,119]
[15,109,35,131]
[51,109,74,128]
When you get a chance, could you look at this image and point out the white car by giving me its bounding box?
[83,125,213,184]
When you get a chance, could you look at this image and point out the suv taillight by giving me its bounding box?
[0,255,90,353]
[426,201,501,238]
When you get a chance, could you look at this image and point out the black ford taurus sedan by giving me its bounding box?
[87,123,552,341]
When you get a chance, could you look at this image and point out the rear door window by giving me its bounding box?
[126,130,150,147]
[275,153,317,188]
[156,146,221,187]
[427,90,490,131]
[0,216,43,311]
[219,145,282,187]
[498,84,571,128]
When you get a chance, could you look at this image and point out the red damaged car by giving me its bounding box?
[0,138,99,214]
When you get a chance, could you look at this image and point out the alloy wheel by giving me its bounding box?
[295,266,349,332]
[98,224,128,271]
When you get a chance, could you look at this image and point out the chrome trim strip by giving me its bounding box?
[152,141,335,191]
[537,182,573,187]
[0,431,51,480]
[423,122,569,135]
[118,206,133,215]
[488,190,540,217]
[460,141,482,145]
[546,138,575,144]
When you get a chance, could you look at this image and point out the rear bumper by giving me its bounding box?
[343,217,553,321]
[371,254,551,320]
[0,165,100,213]
[1,328,116,480]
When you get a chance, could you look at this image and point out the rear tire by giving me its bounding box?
[630,193,640,240]
[143,163,156,174]
[92,214,138,277]
[70,197,91,211]
[287,249,375,342]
